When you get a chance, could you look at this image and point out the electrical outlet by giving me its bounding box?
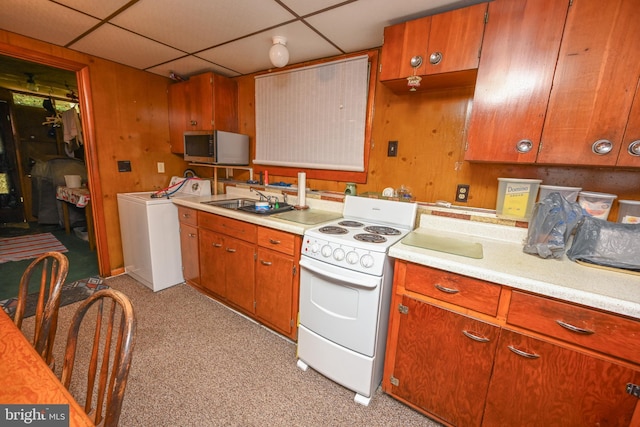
[157,162,165,173]
[456,184,470,203]
[388,141,398,157]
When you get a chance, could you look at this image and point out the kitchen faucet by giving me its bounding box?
[250,187,273,203]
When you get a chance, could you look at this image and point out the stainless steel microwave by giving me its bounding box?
[183,130,249,165]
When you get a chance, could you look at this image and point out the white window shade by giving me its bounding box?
[254,55,369,171]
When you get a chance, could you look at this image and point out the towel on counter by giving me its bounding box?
[61,108,83,151]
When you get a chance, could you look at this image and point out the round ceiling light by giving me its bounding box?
[269,36,289,68]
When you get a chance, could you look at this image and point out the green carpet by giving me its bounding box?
[0,223,99,300]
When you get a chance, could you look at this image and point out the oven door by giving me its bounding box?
[299,256,383,357]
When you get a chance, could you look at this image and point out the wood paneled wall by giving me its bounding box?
[236,49,640,221]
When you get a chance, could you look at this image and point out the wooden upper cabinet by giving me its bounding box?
[168,72,238,153]
[618,78,640,167]
[538,0,640,166]
[465,0,570,163]
[379,3,487,93]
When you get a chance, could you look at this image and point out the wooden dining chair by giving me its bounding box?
[13,251,69,367]
[60,288,136,427]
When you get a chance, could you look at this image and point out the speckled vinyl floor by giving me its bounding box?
[38,274,442,427]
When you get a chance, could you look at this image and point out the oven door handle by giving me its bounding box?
[299,257,380,289]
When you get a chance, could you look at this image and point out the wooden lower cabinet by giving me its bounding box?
[179,222,200,286]
[483,329,640,427]
[180,209,300,341]
[255,248,296,337]
[385,260,640,426]
[386,295,499,427]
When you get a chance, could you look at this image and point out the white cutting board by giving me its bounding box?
[402,232,484,259]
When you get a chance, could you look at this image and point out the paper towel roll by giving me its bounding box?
[297,172,306,207]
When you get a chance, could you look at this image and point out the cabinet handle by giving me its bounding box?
[260,260,272,266]
[434,284,459,294]
[628,140,640,156]
[462,330,490,343]
[269,239,281,245]
[182,213,191,218]
[555,320,594,335]
[409,55,423,68]
[226,248,236,253]
[188,233,196,238]
[190,120,197,126]
[507,345,540,359]
[213,243,222,248]
[592,139,613,155]
[429,51,443,65]
[516,139,533,153]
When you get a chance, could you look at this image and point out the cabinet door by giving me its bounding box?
[427,3,486,74]
[188,73,214,131]
[538,0,640,166]
[618,78,640,167]
[483,329,640,427]
[224,236,255,314]
[255,248,296,338]
[199,228,226,299]
[211,74,239,132]
[179,223,199,285]
[465,0,569,163]
[380,17,430,81]
[388,295,499,427]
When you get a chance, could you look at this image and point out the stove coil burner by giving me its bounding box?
[364,226,401,236]
[354,233,387,243]
[318,226,348,235]
[338,220,364,228]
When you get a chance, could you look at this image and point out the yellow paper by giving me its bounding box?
[502,182,531,217]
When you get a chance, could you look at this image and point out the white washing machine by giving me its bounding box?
[117,177,211,291]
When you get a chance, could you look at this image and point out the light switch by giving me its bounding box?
[157,162,165,173]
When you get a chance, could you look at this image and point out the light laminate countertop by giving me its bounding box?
[389,214,640,320]
[171,186,343,235]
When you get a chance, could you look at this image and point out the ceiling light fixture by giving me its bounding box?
[25,72,39,92]
[269,36,289,68]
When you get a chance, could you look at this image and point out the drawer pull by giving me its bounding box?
[556,320,594,335]
[434,284,460,294]
[188,233,196,238]
[182,213,191,218]
[462,330,490,343]
[226,248,236,253]
[508,345,540,359]
[213,243,222,248]
[260,260,272,266]
[269,239,281,245]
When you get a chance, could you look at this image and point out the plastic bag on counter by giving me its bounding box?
[523,192,584,259]
[566,216,640,271]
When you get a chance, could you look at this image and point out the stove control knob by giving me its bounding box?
[333,248,345,261]
[321,245,332,258]
[346,251,359,264]
[309,242,320,254]
[360,254,375,268]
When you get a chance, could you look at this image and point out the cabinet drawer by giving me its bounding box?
[178,206,197,226]
[404,263,501,316]
[507,291,640,364]
[257,227,296,256]
[198,212,256,243]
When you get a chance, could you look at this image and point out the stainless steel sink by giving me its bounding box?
[201,198,294,215]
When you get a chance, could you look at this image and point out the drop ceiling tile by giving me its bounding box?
[306,0,469,52]
[53,0,133,19]
[197,22,341,75]
[0,0,99,46]
[279,0,348,17]
[110,0,296,53]
[146,56,239,79]
[69,24,184,70]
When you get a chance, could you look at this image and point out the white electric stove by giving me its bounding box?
[297,195,417,405]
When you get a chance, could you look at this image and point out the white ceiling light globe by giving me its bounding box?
[269,36,289,68]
